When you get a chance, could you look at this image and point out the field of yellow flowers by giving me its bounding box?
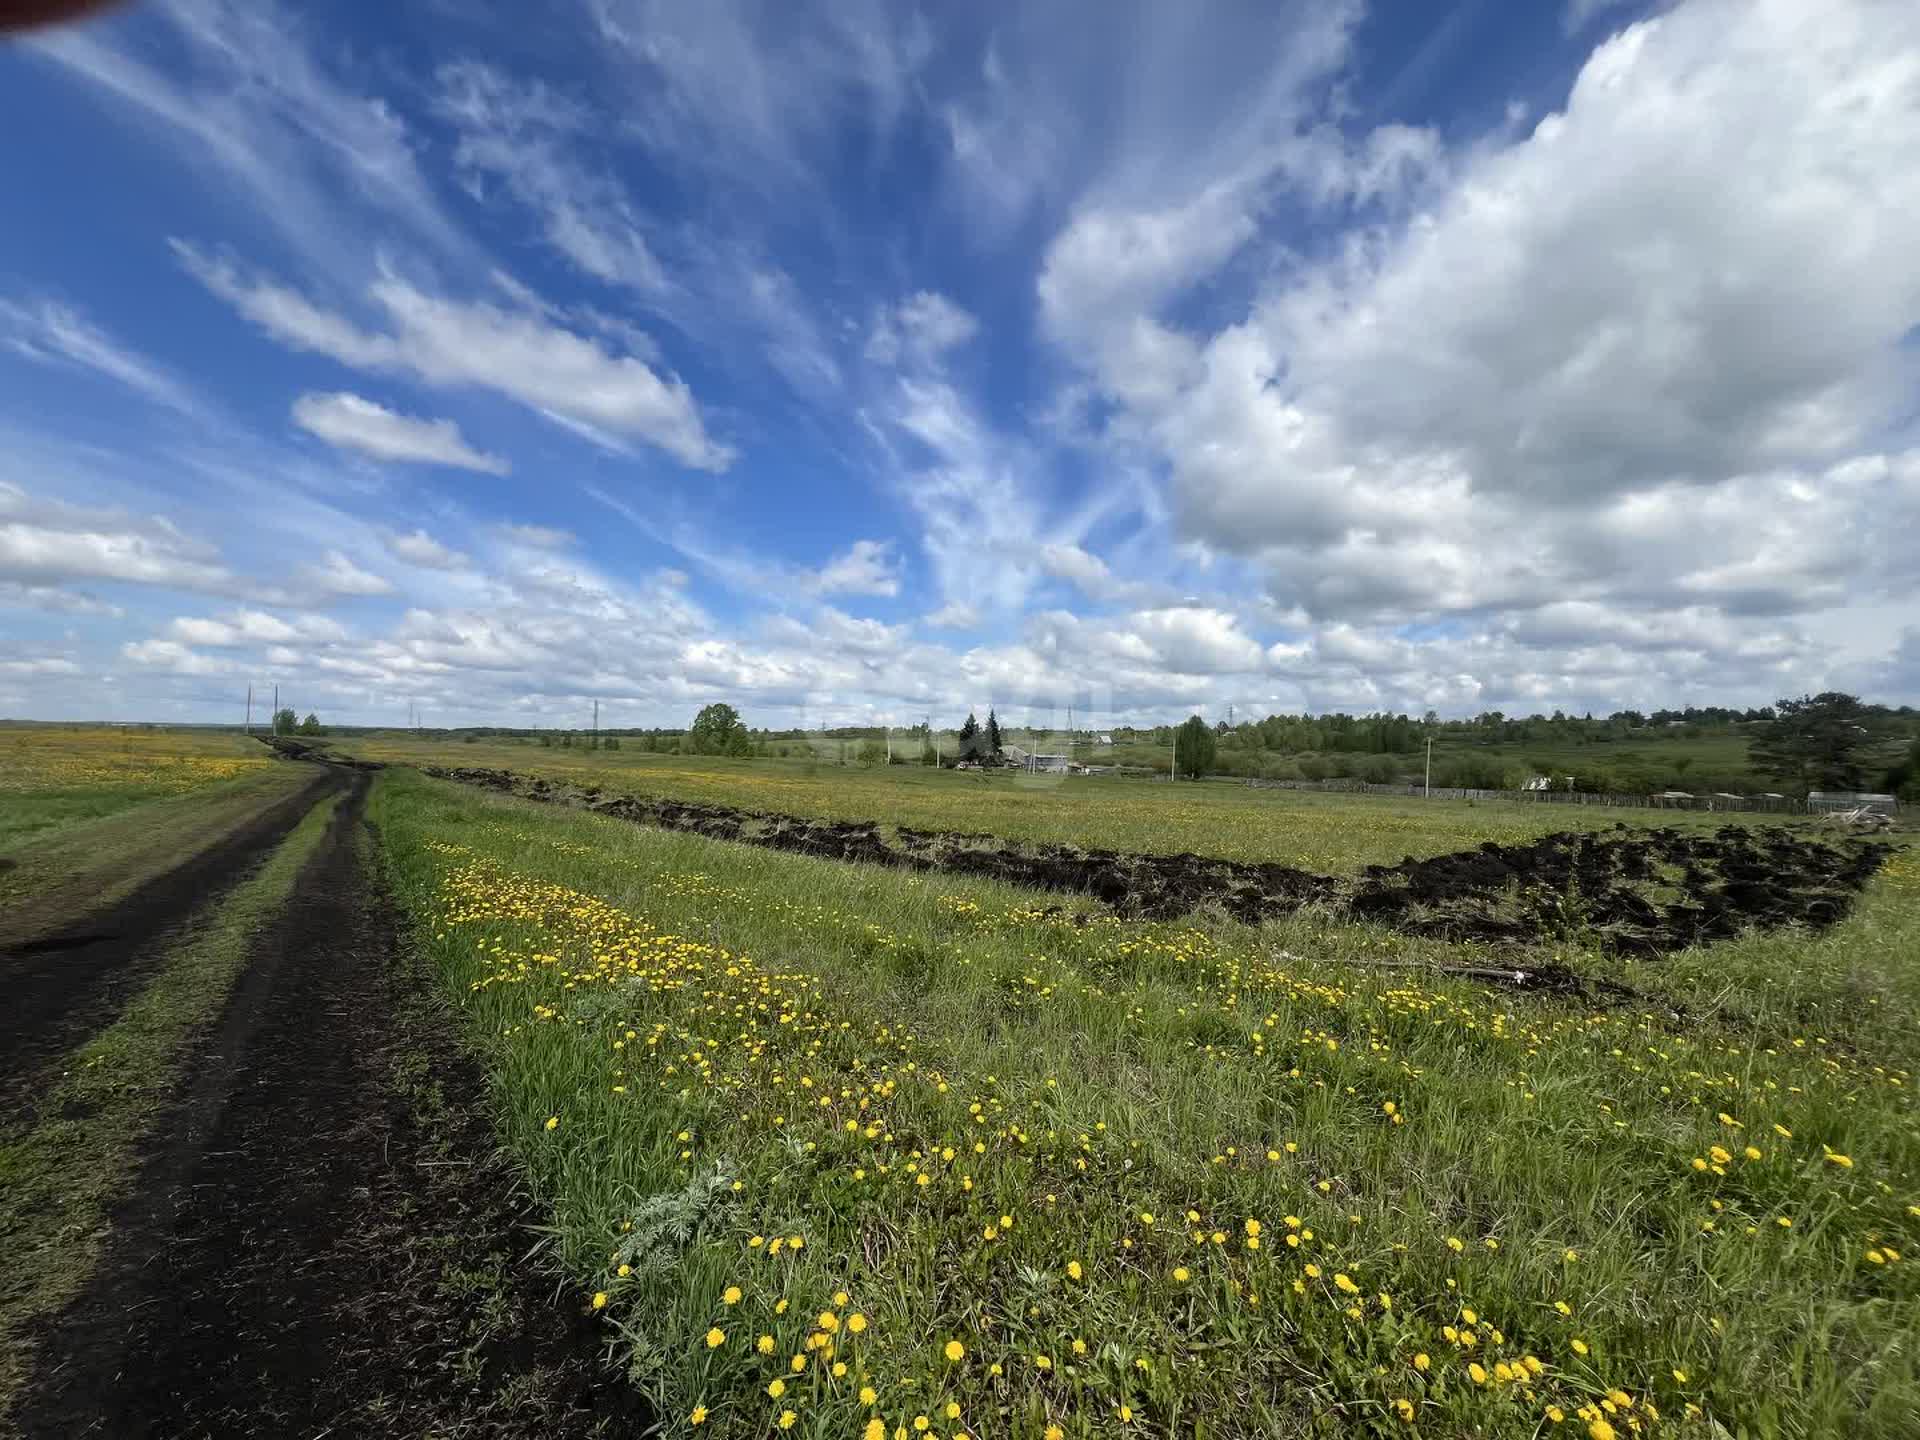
[0,724,272,846]
[371,767,1919,1439]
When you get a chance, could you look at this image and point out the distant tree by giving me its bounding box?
[690,703,751,757]
[272,706,297,736]
[957,711,982,760]
[1748,692,1880,793]
[298,712,323,735]
[1175,714,1216,779]
[1883,737,1920,801]
[984,708,1003,757]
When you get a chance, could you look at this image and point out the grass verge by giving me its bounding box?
[371,767,1918,1440]
[0,789,341,1417]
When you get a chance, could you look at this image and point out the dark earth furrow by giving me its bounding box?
[11,771,634,1439]
[421,763,1894,955]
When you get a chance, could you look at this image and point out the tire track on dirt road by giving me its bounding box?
[11,770,636,1439]
[0,764,346,1119]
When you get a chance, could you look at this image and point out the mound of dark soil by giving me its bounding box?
[422,767,1894,955]
[1350,824,1892,955]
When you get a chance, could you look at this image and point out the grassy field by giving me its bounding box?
[0,725,275,846]
[371,764,1919,1440]
[347,736,1771,876]
[0,727,309,946]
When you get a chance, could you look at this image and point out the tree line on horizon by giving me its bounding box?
[385,692,1919,799]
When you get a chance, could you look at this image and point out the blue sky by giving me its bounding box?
[3,0,1918,729]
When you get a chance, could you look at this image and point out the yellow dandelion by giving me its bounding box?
[944,1340,965,1362]
[704,1328,726,1349]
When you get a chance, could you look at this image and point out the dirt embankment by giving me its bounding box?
[423,765,1894,956]
[11,771,636,1439]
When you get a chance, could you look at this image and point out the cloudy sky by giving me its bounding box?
[3,0,1918,730]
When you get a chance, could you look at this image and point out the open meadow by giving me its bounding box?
[347,735,1764,875]
[0,725,312,947]
[361,751,1919,1440]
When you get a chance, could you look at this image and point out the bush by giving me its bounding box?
[1356,755,1401,785]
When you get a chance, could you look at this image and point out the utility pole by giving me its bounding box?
[246,683,252,735]
[885,722,892,765]
[593,698,599,747]
[1170,724,1176,783]
[272,683,278,735]
[1425,735,1432,798]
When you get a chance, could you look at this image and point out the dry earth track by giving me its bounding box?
[7,766,633,1439]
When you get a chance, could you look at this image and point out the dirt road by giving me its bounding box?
[9,768,630,1438]
[0,766,344,1121]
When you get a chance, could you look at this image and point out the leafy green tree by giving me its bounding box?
[957,711,982,759]
[984,708,1003,757]
[1175,714,1216,779]
[689,703,751,756]
[298,712,323,735]
[272,707,297,736]
[1884,737,1920,801]
[1748,692,1881,793]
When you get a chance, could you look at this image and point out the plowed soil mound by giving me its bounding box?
[424,766,1893,955]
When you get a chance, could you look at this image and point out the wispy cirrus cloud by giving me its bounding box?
[0,298,201,416]
[179,245,734,471]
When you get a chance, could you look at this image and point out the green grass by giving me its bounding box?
[0,764,313,949]
[0,725,276,845]
[0,789,341,1417]
[348,735,1773,876]
[371,767,1919,1440]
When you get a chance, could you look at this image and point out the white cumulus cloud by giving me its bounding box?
[293,392,509,474]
